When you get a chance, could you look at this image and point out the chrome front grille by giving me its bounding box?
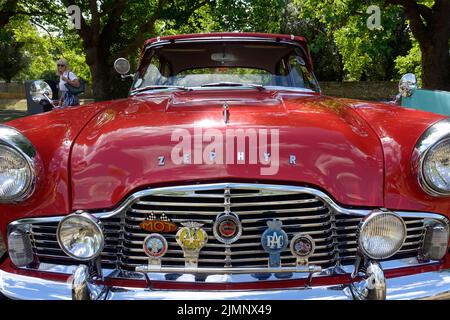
[27,183,427,273]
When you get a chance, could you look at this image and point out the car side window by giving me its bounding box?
[287,53,319,91]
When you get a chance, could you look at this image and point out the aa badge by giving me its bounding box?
[175,221,208,268]
[261,219,288,268]
[143,233,168,268]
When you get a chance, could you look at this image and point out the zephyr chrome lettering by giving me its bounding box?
[169,128,280,175]
[290,155,296,165]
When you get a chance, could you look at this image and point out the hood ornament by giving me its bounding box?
[223,102,230,124]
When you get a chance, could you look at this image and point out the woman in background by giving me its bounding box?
[56,58,80,108]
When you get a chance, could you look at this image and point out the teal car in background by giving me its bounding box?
[397,73,450,116]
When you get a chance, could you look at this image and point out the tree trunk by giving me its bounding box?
[84,40,115,101]
[89,59,114,102]
[395,0,450,91]
[420,37,450,91]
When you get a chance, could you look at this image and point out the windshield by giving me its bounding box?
[131,41,320,93]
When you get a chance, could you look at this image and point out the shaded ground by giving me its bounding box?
[0,99,28,123]
[0,109,28,123]
[0,99,95,123]
[0,99,27,111]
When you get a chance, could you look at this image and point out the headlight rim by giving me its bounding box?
[56,212,105,261]
[0,143,34,203]
[419,136,450,197]
[412,118,450,198]
[357,210,407,260]
[0,125,40,204]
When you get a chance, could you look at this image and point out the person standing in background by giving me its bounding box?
[56,58,81,108]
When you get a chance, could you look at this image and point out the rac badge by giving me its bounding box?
[139,213,178,233]
[261,219,288,268]
[290,234,315,266]
[143,233,168,268]
[175,221,208,268]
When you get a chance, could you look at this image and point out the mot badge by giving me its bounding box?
[143,233,168,268]
[290,234,315,266]
[175,221,208,268]
[261,219,288,268]
[139,212,178,233]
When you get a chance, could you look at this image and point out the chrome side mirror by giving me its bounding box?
[398,73,417,98]
[114,58,134,79]
[30,80,53,103]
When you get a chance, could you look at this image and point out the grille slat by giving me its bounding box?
[28,184,428,274]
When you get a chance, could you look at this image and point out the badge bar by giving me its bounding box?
[135,265,322,274]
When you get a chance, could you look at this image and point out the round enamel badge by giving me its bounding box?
[213,213,242,245]
[290,234,315,259]
[143,233,168,258]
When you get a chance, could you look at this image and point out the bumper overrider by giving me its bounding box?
[1,183,450,300]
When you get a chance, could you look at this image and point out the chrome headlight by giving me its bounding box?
[0,125,38,203]
[57,213,105,261]
[414,119,450,197]
[422,138,450,195]
[358,210,407,260]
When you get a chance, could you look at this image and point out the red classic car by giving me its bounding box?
[0,32,449,300]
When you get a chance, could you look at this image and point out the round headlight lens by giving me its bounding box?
[0,144,32,202]
[57,213,104,261]
[359,211,406,260]
[422,138,450,195]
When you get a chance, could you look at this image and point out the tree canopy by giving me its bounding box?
[0,0,448,98]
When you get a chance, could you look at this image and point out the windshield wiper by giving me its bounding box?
[200,82,266,91]
[130,85,191,94]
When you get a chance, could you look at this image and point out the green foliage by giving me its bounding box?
[6,15,91,83]
[0,28,29,82]
[294,0,414,81]
[395,37,422,85]
[2,0,444,91]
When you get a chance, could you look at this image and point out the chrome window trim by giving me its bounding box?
[412,118,450,197]
[140,37,321,94]
[0,125,42,203]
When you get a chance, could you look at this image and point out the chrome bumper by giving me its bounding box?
[1,267,450,300]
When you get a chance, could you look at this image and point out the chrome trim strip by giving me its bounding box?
[0,125,42,203]
[8,183,449,226]
[1,267,450,300]
[12,258,440,282]
[135,265,322,274]
[412,118,450,197]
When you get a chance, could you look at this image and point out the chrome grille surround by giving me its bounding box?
[8,183,449,282]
